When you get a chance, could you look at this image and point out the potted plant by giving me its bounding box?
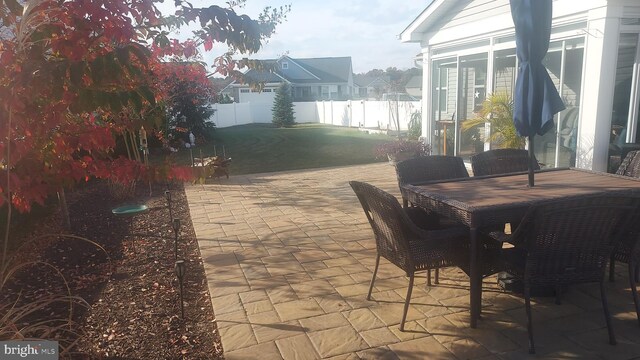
[461,92,525,149]
[375,138,431,165]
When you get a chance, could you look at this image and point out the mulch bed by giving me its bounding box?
[1,181,224,359]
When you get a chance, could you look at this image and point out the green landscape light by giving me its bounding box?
[172,218,181,260]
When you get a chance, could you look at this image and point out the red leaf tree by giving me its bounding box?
[0,0,289,214]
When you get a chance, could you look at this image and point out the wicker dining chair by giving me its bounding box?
[395,156,471,286]
[616,150,640,178]
[470,148,540,176]
[610,150,640,325]
[500,195,638,354]
[395,155,470,208]
[349,181,472,331]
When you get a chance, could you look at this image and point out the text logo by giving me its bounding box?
[1,341,58,359]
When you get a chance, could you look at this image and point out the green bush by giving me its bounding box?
[272,83,296,127]
[408,111,422,140]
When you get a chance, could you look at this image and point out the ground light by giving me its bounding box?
[173,218,181,260]
[174,260,186,319]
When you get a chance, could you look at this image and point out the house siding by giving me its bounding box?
[432,0,510,32]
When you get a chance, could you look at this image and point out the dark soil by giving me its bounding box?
[1,181,223,359]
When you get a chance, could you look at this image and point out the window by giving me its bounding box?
[263,89,272,93]
[281,61,289,70]
[433,62,450,113]
[240,89,249,93]
[321,86,329,98]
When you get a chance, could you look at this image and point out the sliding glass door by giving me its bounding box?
[535,38,584,168]
[430,44,583,164]
[430,54,487,157]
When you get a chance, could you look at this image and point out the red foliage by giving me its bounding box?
[0,0,287,212]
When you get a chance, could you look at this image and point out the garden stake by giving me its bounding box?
[175,260,186,319]
[173,218,181,260]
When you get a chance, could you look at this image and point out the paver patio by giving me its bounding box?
[185,163,640,359]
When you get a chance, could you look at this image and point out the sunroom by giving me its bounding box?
[401,0,640,172]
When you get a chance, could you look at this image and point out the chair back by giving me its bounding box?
[512,195,638,286]
[616,150,640,177]
[471,149,539,176]
[349,181,418,271]
[395,156,469,188]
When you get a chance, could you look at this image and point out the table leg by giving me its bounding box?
[470,226,479,328]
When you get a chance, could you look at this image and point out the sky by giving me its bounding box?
[157,1,428,74]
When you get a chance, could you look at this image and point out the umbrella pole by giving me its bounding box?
[528,135,535,187]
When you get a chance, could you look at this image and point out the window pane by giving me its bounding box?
[493,49,516,98]
[457,53,487,157]
[431,58,457,155]
[535,38,584,168]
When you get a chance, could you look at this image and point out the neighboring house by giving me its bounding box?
[404,75,422,99]
[227,55,355,102]
[209,77,234,101]
[401,0,640,172]
[353,74,392,99]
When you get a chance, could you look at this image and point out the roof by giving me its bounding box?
[294,57,352,83]
[400,0,465,42]
[209,77,233,92]
[404,75,422,89]
[353,74,391,87]
[236,56,352,86]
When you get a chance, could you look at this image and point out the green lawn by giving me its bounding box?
[179,123,393,175]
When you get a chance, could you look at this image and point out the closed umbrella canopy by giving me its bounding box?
[510,0,565,186]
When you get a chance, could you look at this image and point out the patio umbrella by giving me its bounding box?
[510,0,565,187]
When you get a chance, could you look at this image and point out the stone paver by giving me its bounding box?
[186,163,640,359]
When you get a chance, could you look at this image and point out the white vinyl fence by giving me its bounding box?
[208,100,422,131]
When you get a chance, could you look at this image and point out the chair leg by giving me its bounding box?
[402,199,408,208]
[435,268,440,285]
[555,285,562,305]
[600,280,617,345]
[610,256,616,282]
[635,264,639,283]
[367,254,380,301]
[524,285,535,354]
[427,269,432,286]
[400,273,415,332]
[629,262,640,326]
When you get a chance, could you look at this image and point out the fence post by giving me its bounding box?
[331,100,334,126]
[233,102,238,125]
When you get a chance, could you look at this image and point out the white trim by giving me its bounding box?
[625,35,640,143]
[400,0,448,42]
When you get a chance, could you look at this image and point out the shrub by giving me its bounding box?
[374,139,431,160]
[407,111,422,140]
[272,83,296,127]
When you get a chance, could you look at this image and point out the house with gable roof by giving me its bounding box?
[227,55,355,103]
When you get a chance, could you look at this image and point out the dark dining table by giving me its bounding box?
[401,168,640,328]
